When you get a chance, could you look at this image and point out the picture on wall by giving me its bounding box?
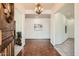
[34,24,43,31]
[65,25,67,33]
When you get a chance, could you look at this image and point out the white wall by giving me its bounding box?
[67,19,74,38]
[24,18,50,39]
[50,14,55,45]
[54,13,74,44]
[14,9,25,55]
[50,13,66,45]
[54,13,66,44]
[64,18,74,39]
[15,9,25,46]
[75,3,79,56]
[50,12,74,45]
[15,9,22,32]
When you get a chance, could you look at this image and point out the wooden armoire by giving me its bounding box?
[0,3,15,56]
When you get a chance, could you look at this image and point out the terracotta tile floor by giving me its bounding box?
[17,39,61,56]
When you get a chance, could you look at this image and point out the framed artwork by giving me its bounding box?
[34,24,43,31]
[65,25,67,33]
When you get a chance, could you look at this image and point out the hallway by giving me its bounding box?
[15,3,74,56]
[17,39,60,56]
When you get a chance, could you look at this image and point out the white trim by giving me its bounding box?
[15,45,23,56]
[24,10,52,14]
[54,46,65,56]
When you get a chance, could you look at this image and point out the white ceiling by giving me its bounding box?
[14,3,74,19]
[59,3,74,19]
[15,3,54,10]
